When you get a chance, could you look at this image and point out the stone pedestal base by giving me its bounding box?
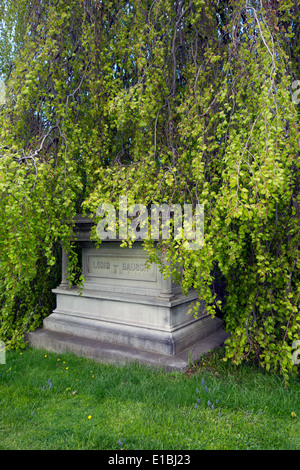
[27,285,228,370]
[37,287,222,356]
[26,326,228,372]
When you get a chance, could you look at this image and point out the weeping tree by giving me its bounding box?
[0,0,299,380]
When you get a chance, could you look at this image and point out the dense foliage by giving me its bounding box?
[0,0,299,380]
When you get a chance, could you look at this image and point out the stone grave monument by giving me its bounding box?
[27,216,228,370]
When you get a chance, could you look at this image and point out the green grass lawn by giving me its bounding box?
[0,346,299,450]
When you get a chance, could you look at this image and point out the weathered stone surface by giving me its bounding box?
[26,327,228,372]
[27,216,228,369]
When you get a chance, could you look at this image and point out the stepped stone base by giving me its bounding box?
[26,326,228,372]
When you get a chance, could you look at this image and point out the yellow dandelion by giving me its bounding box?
[291,411,297,418]
[57,358,60,361]
[88,415,92,420]
[66,367,69,370]
[44,355,47,358]
[92,375,94,378]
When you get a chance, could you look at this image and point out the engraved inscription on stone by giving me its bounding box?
[86,254,157,282]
